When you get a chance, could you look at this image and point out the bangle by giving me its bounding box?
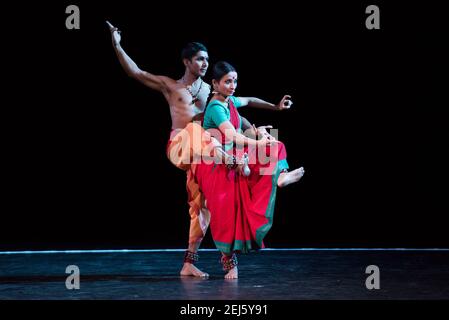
[226,155,237,169]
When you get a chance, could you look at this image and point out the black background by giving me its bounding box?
[2,1,448,250]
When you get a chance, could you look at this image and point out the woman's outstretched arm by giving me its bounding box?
[237,95,293,111]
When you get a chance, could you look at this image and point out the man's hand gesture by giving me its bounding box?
[106,21,121,46]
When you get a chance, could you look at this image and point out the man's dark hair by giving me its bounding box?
[212,61,236,81]
[181,42,208,61]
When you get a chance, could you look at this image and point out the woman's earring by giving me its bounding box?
[212,81,218,93]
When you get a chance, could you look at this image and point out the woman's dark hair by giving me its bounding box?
[212,61,236,81]
[181,42,208,61]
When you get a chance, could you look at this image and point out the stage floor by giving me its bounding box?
[1,250,448,299]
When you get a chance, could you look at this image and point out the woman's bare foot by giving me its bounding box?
[277,167,305,188]
[180,263,209,278]
[224,266,238,279]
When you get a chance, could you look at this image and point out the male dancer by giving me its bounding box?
[107,21,242,278]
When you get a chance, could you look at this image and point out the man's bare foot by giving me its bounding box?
[277,167,305,188]
[180,263,209,278]
[224,266,238,279]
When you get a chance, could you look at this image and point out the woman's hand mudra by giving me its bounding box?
[277,95,293,110]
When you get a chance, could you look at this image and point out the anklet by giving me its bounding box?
[184,250,199,264]
[221,253,238,271]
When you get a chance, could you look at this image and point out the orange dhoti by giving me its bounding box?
[166,121,220,245]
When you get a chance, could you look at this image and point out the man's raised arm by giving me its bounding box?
[106,21,171,93]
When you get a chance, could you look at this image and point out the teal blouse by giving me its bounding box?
[203,96,243,130]
[202,96,243,151]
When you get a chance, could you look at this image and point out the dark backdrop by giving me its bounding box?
[2,1,447,250]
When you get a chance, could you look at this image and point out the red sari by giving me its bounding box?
[192,99,289,254]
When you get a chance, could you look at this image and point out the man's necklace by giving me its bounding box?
[183,77,203,105]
